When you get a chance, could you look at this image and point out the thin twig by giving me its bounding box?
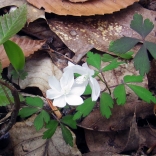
[0,79,20,136]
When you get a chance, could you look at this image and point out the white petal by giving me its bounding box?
[65,94,83,105]
[89,77,100,101]
[53,96,66,107]
[82,63,94,76]
[70,82,86,95]
[46,89,62,99]
[60,70,74,89]
[48,76,61,91]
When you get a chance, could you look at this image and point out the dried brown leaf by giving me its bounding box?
[0,0,45,23]
[10,115,81,156]
[27,0,139,15]
[0,35,45,68]
[48,3,156,55]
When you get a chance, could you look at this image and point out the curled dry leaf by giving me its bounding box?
[48,3,156,55]
[10,115,81,156]
[79,101,154,131]
[8,54,62,93]
[0,35,45,68]
[0,0,45,23]
[27,0,139,15]
[68,0,89,2]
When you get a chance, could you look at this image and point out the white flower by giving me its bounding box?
[64,62,100,101]
[46,70,85,107]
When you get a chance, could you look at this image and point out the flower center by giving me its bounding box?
[76,74,89,84]
[62,86,71,95]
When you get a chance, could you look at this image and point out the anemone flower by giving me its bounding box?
[64,62,100,101]
[46,70,85,107]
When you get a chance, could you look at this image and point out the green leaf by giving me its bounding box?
[3,40,25,71]
[18,107,38,118]
[102,54,115,62]
[102,59,124,72]
[109,37,139,54]
[100,92,114,119]
[134,44,150,76]
[61,115,77,129]
[87,51,101,70]
[118,51,134,59]
[34,110,50,131]
[0,84,14,106]
[127,84,155,103]
[60,124,73,147]
[130,13,154,38]
[83,85,92,95]
[124,75,143,83]
[145,41,156,59]
[43,120,58,139]
[0,5,27,45]
[113,84,126,105]
[25,97,44,108]
[11,69,28,80]
[73,98,95,120]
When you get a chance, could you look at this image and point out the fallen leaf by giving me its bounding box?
[47,3,156,55]
[27,0,139,15]
[10,115,82,156]
[8,53,62,93]
[0,35,45,68]
[0,0,45,23]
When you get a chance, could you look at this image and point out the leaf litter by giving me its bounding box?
[0,1,156,156]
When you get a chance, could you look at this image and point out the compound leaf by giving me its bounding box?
[25,97,44,108]
[102,59,124,72]
[60,124,73,147]
[34,110,50,131]
[100,92,114,119]
[127,84,155,103]
[118,51,134,59]
[87,51,101,70]
[18,107,38,118]
[113,84,126,105]
[73,98,95,120]
[134,44,150,76]
[146,41,156,59]
[130,13,154,38]
[124,75,143,83]
[43,120,58,139]
[61,115,77,129]
[0,4,27,45]
[109,37,139,54]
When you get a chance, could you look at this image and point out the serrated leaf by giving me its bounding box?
[100,92,114,119]
[124,75,143,83]
[127,84,155,103]
[43,120,58,139]
[87,51,101,70]
[60,124,73,147]
[61,115,77,129]
[3,40,25,71]
[18,107,38,118]
[145,41,156,59]
[102,59,124,72]
[25,97,44,108]
[109,37,139,54]
[118,51,134,59]
[130,13,154,38]
[113,84,126,105]
[73,98,95,120]
[102,54,115,62]
[134,44,150,76]
[34,110,50,131]
[83,85,92,95]
[0,84,14,106]
[0,5,27,45]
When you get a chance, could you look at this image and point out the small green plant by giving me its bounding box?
[109,13,156,76]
